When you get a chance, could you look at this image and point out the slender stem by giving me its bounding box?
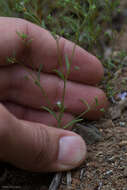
[57,78,66,128]
[56,37,62,68]
[63,107,90,129]
[57,43,76,128]
[21,64,53,110]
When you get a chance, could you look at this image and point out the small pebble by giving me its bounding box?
[123,167,127,177]
[119,122,126,127]
[102,119,114,128]
[119,140,127,146]
[75,123,102,144]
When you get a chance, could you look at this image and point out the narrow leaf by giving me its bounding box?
[95,96,99,106]
[34,80,40,87]
[80,98,90,111]
[41,106,57,119]
[65,54,70,73]
[63,118,83,129]
[24,12,41,25]
[37,64,43,81]
[53,69,65,80]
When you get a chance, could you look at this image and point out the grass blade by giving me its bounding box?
[63,118,83,129]
[37,64,43,81]
[41,106,57,120]
[65,54,70,74]
[53,69,65,80]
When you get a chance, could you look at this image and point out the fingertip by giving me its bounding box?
[32,127,87,172]
[85,88,109,120]
[61,38,104,85]
[56,134,87,171]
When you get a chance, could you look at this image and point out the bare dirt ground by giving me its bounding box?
[58,106,127,190]
[58,1,127,189]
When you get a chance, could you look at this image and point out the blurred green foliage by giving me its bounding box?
[0,0,120,52]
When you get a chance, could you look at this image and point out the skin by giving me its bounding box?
[0,17,109,172]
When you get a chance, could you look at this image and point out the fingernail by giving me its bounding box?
[58,136,86,169]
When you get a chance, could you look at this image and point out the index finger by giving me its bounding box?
[0,17,103,85]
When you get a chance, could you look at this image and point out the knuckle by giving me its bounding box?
[0,104,10,130]
[32,126,50,168]
[0,104,13,145]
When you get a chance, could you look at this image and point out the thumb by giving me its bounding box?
[0,104,86,172]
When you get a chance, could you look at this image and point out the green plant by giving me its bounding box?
[6,30,91,129]
[0,0,120,52]
[19,31,93,128]
[2,0,121,127]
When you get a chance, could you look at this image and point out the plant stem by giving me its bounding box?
[21,64,53,110]
[57,43,76,128]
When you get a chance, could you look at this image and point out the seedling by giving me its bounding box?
[2,0,120,128]
[13,30,92,129]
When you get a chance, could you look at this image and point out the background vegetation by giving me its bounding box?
[0,0,120,52]
[0,0,123,126]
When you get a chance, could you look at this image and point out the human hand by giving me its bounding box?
[0,17,108,172]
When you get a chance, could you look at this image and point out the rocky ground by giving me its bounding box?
[58,1,127,189]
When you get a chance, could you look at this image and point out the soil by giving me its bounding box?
[58,1,127,189]
[0,1,127,190]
